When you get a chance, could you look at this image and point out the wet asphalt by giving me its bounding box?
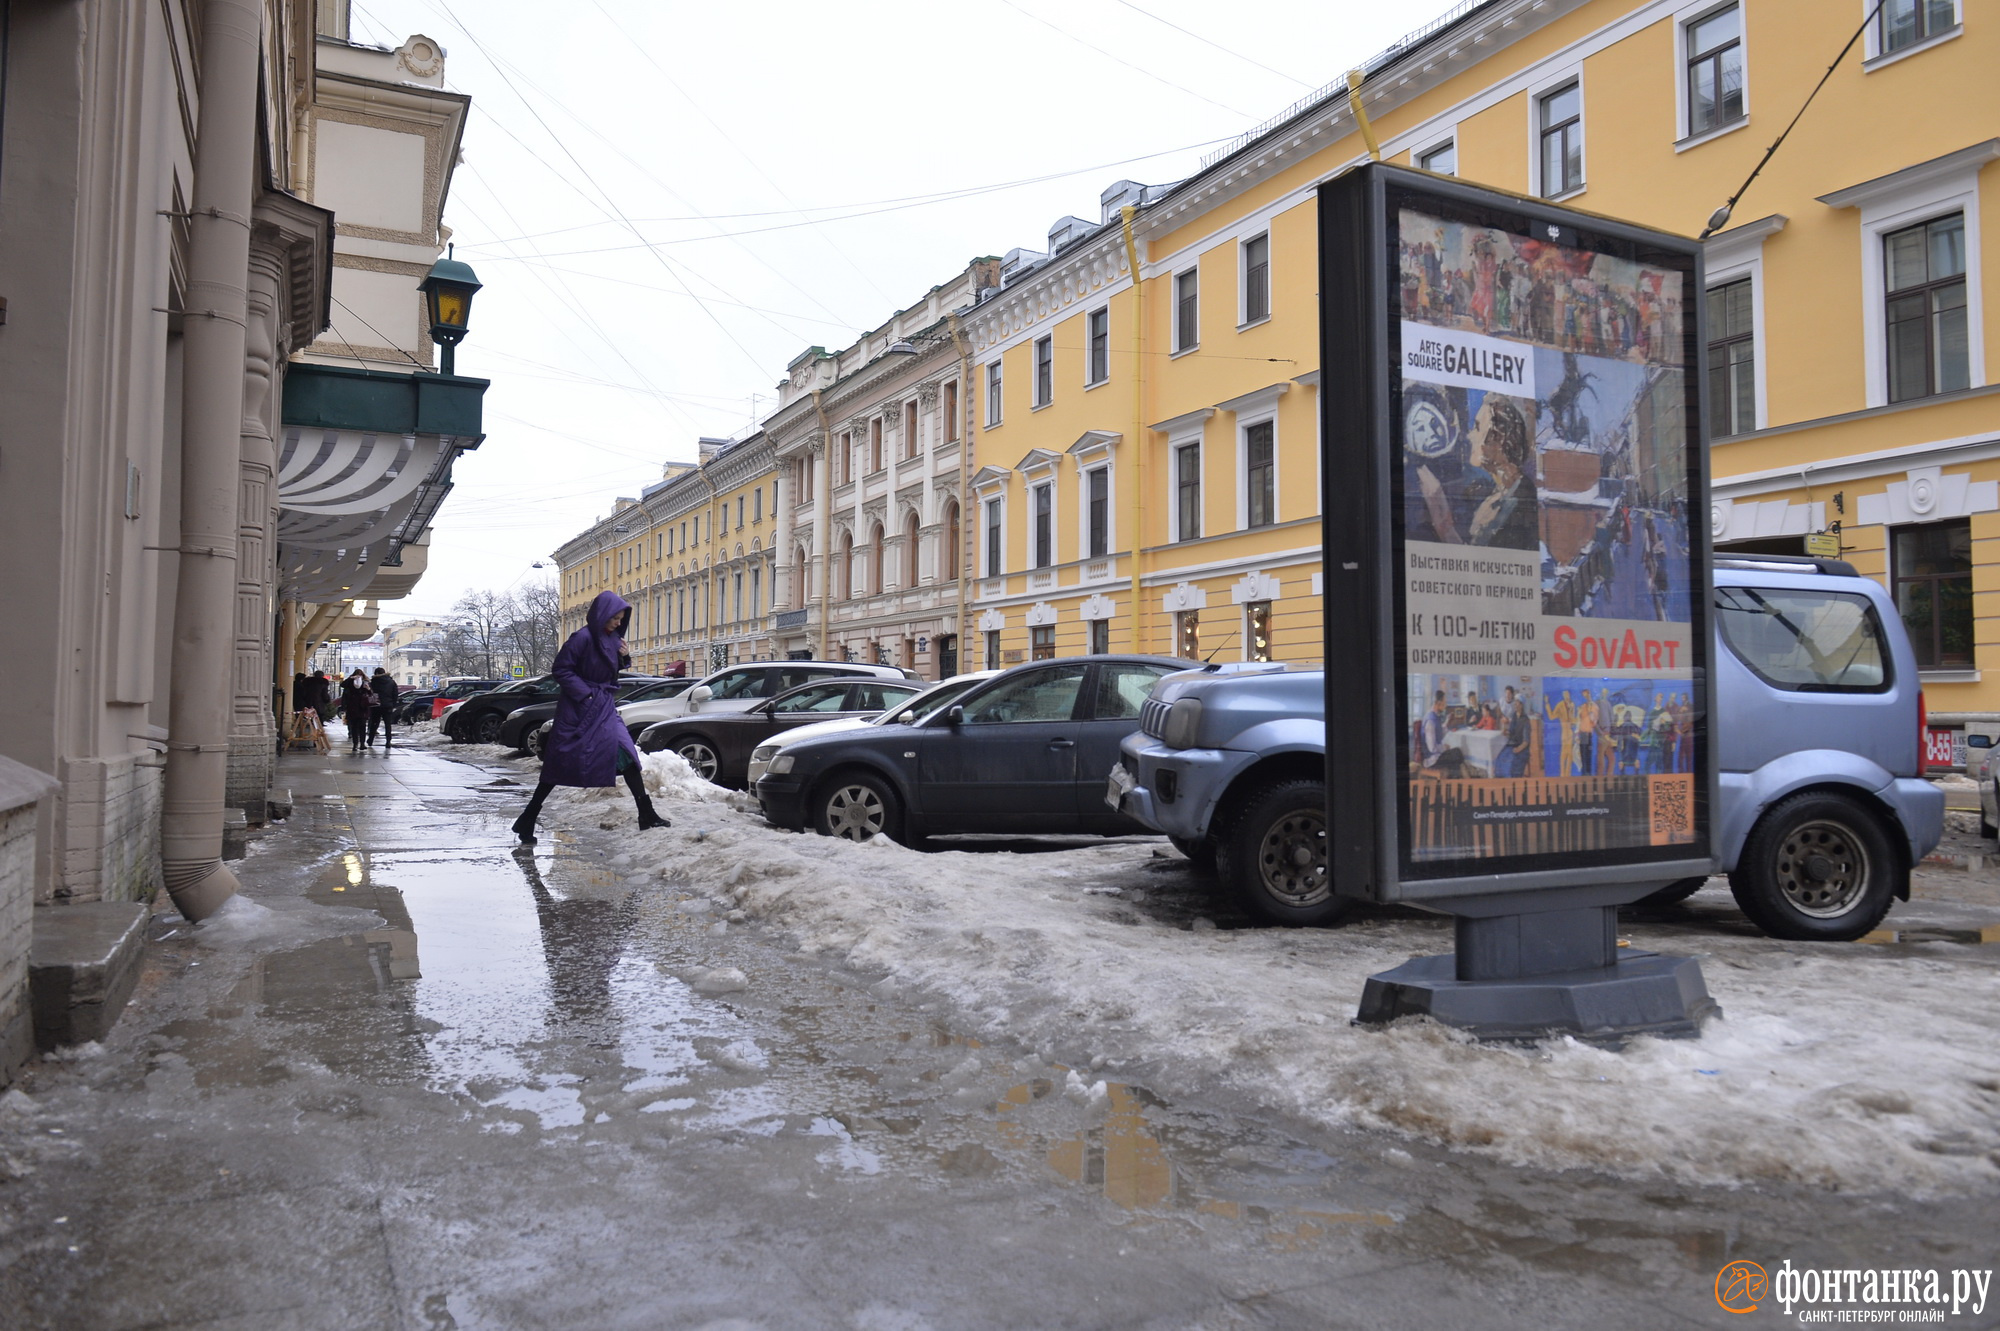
[1,741,1996,1330]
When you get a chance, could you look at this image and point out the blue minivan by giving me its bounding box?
[1113,555,1943,942]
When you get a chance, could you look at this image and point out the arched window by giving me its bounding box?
[903,511,921,588]
[869,522,886,597]
[942,500,960,580]
[795,544,810,606]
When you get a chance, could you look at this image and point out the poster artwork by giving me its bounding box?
[1398,207,1696,865]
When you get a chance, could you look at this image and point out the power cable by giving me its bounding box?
[1699,0,1888,238]
[588,0,896,310]
[429,0,783,376]
[994,0,1253,119]
[1103,0,1317,90]
[328,296,432,371]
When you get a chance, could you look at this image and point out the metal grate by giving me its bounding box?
[1140,695,1174,741]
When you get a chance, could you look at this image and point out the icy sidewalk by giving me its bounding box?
[528,750,2000,1195]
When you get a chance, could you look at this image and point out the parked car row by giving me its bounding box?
[1109,556,1942,942]
[459,556,1941,945]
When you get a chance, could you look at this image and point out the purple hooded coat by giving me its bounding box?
[539,591,640,788]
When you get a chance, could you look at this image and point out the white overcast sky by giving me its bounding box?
[345,0,1464,620]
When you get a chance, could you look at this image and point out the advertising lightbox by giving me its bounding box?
[1320,164,1715,907]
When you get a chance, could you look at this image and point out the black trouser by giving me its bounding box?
[515,767,652,837]
[369,709,392,745]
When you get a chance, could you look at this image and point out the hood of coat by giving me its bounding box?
[587,590,632,667]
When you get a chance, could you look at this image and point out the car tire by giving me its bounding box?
[1216,780,1353,928]
[813,770,902,844]
[1169,835,1217,873]
[1728,791,1899,941]
[1629,876,1707,909]
[475,713,504,745]
[669,737,723,786]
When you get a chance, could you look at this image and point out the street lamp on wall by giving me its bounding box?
[419,245,483,376]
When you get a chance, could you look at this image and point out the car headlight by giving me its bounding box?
[1161,697,1203,749]
[766,755,795,775]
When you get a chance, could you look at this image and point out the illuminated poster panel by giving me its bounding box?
[1320,166,1713,901]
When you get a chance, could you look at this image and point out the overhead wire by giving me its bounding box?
[1103,0,1318,90]
[428,0,790,375]
[588,0,896,310]
[994,0,1254,119]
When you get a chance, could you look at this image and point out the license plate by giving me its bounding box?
[1105,763,1135,811]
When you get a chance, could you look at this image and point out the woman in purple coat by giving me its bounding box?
[512,591,668,844]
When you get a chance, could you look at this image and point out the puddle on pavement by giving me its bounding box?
[151,796,1419,1253]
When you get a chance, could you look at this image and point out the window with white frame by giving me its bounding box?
[1088,619,1110,654]
[1174,442,1201,541]
[1886,212,1969,401]
[1241,233,1270,325]
[1086,308,1109,385]
[1243,420,1276,528]
[1173,269,1199,352]
[1685,4,1745,137]
[1085,466,1109,558]
[1877,0,1958,57]
[1031,483,1054,568]
[1538,82,1584,197]
[985,360,1003,426]
[1033,335,1053,407]
[1417,139,1456,175]
[1707,278,1757,437]
[983,629,1000,670]
[983,497,1003,576]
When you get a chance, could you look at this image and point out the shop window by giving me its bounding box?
[1245,601,1273,662]
[1030,625,1055,661]
[1175,609,1200,660]
[1089,619,1110,654]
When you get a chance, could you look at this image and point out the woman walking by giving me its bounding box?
[512,591,667,844]
[339,669,374,754]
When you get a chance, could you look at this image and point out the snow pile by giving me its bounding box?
[174,893,383,951]
[527,771,2000,1194]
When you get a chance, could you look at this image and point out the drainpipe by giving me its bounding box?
[697,457,720,668]
[945,311,974,669]
[1121,205,1146,654]
[160,0,260,921]
[811,388,834,660]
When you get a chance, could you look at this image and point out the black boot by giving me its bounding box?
[513,781,554,845]
[625,768,669,830]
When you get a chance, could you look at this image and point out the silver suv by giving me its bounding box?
[1111,556,1943,942]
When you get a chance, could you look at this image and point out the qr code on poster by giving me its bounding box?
[1648,775,1694,845]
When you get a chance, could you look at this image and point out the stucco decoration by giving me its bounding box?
[395,36,445,79]
[1712,498,1825,543]
[1230,570,1282,604]
[1161,581,1208,613]
[977,608,1005,632]
[1858,468,2000,527]
[1079,594,1116,621]
[1025,602,1058,627]
[1711,500,1732,539]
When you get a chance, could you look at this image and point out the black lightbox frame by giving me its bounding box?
[1319,162,1717,908]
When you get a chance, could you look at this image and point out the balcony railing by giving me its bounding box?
[775,608,809,630]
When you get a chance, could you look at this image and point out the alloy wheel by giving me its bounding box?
[676,741,720,783]
[823,783,885,841]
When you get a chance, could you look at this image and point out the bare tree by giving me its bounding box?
[508,580,564,674]
[444,589,513,679]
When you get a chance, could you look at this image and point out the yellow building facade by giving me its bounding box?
[555,435,782,677]
[962,0,1999,726]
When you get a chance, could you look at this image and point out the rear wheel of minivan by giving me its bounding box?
[1217,780,1354,928]
[1729,791,1899,941]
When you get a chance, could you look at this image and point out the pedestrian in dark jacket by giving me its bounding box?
[339,670,374,753]
[369,668,400,748]
[512,591,667,843]
[309,670,334,720]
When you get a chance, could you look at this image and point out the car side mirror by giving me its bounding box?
[945,705,964,726]
[689,685,713,706]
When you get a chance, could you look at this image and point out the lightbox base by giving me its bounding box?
[1354,949,1719,1044]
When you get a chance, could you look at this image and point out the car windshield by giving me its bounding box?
[878,678,980,725]
[1715,586,1890,692]
[704,669,768,699]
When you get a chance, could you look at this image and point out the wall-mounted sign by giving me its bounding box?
[1805,531,1842,559]
[1320,164,1714,906]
